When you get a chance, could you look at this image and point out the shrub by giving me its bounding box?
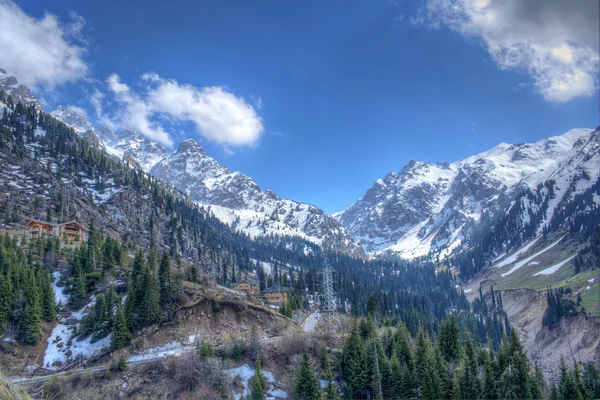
[175,353,230,394]
[200,342,215,358]
[118,356,127,371]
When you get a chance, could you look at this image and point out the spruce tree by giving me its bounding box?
[415,328,442,400]
[439,315,461,363]
[454,332,481,400]
[111,306,132,350]
[323,349,340,400]
[294,352,321,400]
[250,358,267,400]
[158,252,171,306]
[0,272,11,332]
[481,349,497,400]
[20,270,41,345]
[559,357,583,400]
[343,326,368,398]
[70,263,87,308]
[40,270,56,321]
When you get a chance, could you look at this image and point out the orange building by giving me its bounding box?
[232,279,260,296]
[261,285,289,305]
[28,220,88,243]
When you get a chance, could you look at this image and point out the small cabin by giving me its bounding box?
[261,285,290,305]
[232,279,260,296]
[28,220,88,243]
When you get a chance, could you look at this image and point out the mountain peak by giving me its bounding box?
[51,105,94,135]
[176,138,206,155]
[335,127,599,259]
[0,68,42,110]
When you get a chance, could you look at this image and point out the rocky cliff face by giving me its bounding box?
[50,106,168,172]
[335,128,600,259]
[151,139,364,257]
[0,68,42,110]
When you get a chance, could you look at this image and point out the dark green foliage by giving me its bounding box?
[250,358,267,400]
[0,235,54,345]
[453,332,480,400]
[279,300,293,318]
[543,286,577,329]
[200,342,215,358]
[366,293,380,320]
[339,317,543,400]
[323,347,340,400]
[415,328,443,400]
[294,352,321,400]
[342,325,368,398]
[111,306,132,350]
[439,314,461,363]
[125,250,161,332]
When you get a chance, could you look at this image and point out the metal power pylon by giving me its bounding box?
[321,258,342,335]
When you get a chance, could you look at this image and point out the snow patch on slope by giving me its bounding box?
[500,237,564,277]
[533,255,576,276]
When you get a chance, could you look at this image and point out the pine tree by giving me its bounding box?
[0,272,12,331]
[343,326,368,398]
[111,306,132,350]
[20,270,41,345]
[40,270,56,321]
[415,328,442,400]
[323,349,340,400]
[294,352,321,400]
[70,263,87,307]
[454,332,481,400]
[140,264,160,326]
[481,349,497,400]
[250,358,267,400]
[439,315,461,363]
[158,252,171,306]
[93,293,107,335]
[559,357,583,400]
[366,293,381,322]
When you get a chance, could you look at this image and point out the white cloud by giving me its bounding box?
[105,74,173,146]
[101,73,264,148]
[425,0,600,102]
[0,0,88,88]
[66,105,88,119]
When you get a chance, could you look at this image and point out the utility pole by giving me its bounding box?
[321,258,342,335]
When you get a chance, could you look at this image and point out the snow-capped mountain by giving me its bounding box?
[49,106,362,257]
[150,139,364,257]
[0,68,42,110]
[50,106,168,172]
[334,128,600,259]
[103,129,168,172]
[51,106,95,135]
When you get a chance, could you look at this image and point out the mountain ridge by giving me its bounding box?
[43,94,363,257]
[334,127,600,260]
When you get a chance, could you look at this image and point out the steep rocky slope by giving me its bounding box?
[0,68,42,111]
[151,139,363,257]
[48,102,362,257]
[335,128,600,260]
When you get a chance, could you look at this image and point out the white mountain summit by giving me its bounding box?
[334,128,600,259]
[50,105,363,257]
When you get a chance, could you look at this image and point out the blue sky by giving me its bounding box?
[5,0,600,213]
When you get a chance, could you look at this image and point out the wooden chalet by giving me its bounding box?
[261,285,289,305]
[231,279,260,296]
[28,220,88,243]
